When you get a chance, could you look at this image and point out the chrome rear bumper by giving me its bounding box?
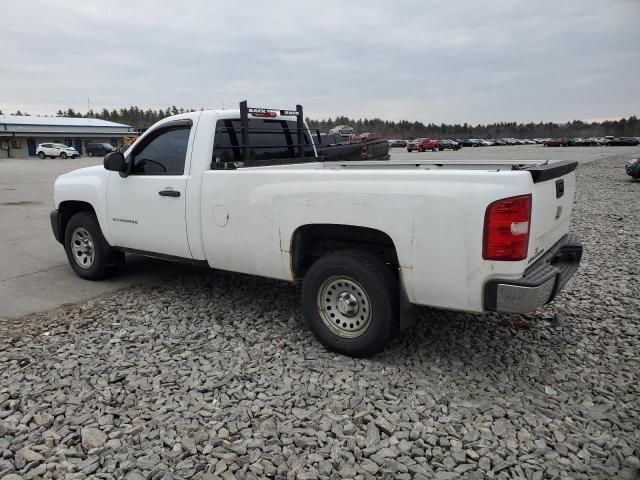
[484,234,582,313]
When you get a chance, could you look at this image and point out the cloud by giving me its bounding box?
[1,0,639,124]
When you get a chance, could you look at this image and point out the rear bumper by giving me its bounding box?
[484,234,582,313]
[50,209,63,244]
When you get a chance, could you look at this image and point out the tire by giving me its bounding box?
[301,249,398,357]
[38,152,45,159]
[64,211,119,280]
[88,151,94,157]
[60,152,67,159]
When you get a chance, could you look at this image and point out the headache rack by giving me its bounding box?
[211,100,324,170]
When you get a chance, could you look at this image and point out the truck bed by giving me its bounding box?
[199,157,577,313]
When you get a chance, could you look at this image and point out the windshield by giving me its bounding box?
[53,144,69,148]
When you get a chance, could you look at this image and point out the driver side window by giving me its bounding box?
[131,125,191,175]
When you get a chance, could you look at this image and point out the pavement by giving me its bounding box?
[1,145,638,321]
[0,157,189,321]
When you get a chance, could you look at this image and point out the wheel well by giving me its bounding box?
[58,201,96,240]
[291,224,399,279]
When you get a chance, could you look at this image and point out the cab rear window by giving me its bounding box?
[213,118,314,163]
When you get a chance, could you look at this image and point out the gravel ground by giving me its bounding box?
[1,153,639,480]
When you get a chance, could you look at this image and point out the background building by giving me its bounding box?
[0,115,135,158]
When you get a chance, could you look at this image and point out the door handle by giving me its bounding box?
[158,189,180,197]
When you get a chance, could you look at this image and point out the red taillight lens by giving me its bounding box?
[361,146,368,159]
[483,194,531,261]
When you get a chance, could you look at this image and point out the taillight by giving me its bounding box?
[483,194,531,261]
[361,146,368,159]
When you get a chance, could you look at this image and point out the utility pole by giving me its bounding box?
[87,98,91,114]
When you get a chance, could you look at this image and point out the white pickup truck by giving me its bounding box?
[51,102,582,357]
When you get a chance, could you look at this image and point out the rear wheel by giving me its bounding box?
[64,212,119,280]
[88,151,94,157]
[301,250,398,357]
[38,152,45,159]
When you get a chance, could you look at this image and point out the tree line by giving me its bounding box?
[2,107,638,139]
[306,116,640,139]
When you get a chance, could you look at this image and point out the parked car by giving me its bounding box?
[606,137,640,146]
[406,139,421,152]
[86,143,118,157]
[388,139,407,148]
[626,158,640,179]
[37,143,79,159]
[437,139,460,151]
[50,101,582,357]
[329,124,354,138]
[459,139,480,147]
[544,138,569,147]
[407,138,438,152]
[569,138,598,147]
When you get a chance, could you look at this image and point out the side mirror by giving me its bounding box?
[104,151,126,172]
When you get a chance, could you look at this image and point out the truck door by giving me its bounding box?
[106,120,193,258]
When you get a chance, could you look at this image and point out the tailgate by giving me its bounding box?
[362,140,390,160]
[527,161,578,263]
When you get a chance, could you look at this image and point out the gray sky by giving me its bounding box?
[2,0,639,124]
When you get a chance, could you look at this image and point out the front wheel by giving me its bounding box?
[301,250,398,357]
[64,212,120,280]
[60,152,67,159]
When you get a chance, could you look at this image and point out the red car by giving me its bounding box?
[407,138,438,152]
[544,138,569,147]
